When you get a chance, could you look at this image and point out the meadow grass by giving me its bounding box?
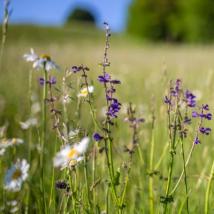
[0,23,214,213]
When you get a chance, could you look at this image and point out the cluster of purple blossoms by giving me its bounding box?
[164,79,212,144]
[98,72,121,119]
[192,104,212,144]
[185,90,196,108]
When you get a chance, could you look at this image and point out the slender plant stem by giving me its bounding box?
[40,68,48,213]
[180,139,189,213]
[0,0,9,70]
[170,143,195,195]
[149,131,155,214]
[204,159,214,214]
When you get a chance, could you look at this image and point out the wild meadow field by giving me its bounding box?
[1,23,214,213]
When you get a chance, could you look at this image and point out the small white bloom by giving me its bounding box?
[31,102,41,114]
[4,159,30,192]
[23,48,38,62]
[77,86,94,97]
[0,138,24,149]
[53,137,90,169]
[23,49,60,72]
[68,129,79,139]
[20,118,38,130]
[0,148,5,156]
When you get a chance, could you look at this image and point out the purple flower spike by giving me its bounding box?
[194,136,200,144]
[98,72,111,83]
[93,133,103,142]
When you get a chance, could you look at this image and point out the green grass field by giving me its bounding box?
[1,24,214,213]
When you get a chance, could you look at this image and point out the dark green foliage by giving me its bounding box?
[127,0,214,42]
[67,8,95,24]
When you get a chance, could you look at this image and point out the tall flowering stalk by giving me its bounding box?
[95,22,122,209]
[122,103,144,210]
[23,49,59,211]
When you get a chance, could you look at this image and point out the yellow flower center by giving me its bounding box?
[80,88,88,97]
[40,54,51,61]
[12,169,22,180]
[11,138,17,144]
[67,148,78,159]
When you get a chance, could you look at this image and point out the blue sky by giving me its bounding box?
[0,0,132,32]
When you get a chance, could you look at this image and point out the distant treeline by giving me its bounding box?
[128,0,214,42]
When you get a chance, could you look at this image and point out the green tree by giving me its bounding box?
[127,0,181,42]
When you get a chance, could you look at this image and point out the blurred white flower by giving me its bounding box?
[0,148,5,156]
[78,86,94,97]
[54,137,90,169]
[4,159,29,192]
[23,48,60,71]
[68,129,79,139]
[31,102,41,114]
[0,138,24,149]
[20,118,38,130]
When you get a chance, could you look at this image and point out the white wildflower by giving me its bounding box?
[53,137,90,169]
[68,129,79,139]
[4,159,29,192]
[0,138,24,149]
[0,148,5,156]
[77,86,94,97]
[20,118,38,130]
[23,49,60,71]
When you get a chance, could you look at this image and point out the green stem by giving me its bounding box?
[40,68,48,212]
[84,156,91,210]
[180,139,189,214]
[149,131,155,214]
[170,143,195,195]
[204,160,214,214]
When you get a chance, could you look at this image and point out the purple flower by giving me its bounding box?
[202,104,209,111]
[48,76,56,85]
[192,111,198,118]
[93,133,103,142]
[39,77,45,86]
[170,79,181,97]
[98,72,111,83]
[199,127,211,135]
[194,136,200,144]
[164,96,171,104]
[184,116,191,124]
[107,98,121,118]
[185,90,196,107]
[71,66,82,73]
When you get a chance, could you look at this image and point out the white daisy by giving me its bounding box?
[0,138,24,149]
[53,137,90,169]
[23,49,60,71]
[4,159,30,192]
[77,86,94,97]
